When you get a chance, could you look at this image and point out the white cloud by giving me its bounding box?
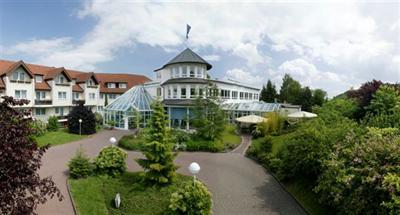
[3,1,399,95]
[203,54,220,62]
[225,68,264,87]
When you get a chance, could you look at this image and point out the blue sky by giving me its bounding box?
[1,0,399,97]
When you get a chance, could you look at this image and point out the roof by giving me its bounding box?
[72,84,84,92]
[35,82,51,91]
[0,60,34,78]
[222,101,281,112]
[0,78,4,89]
[211,79,260,91]
[105,85,154,112]
[96,73,151,94]
[155,48,212,71]
[0,59,151,93]
[161,78,208,86]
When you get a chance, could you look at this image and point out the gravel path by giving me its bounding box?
[37,130,305,215]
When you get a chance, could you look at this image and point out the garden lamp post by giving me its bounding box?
[78,119,82,135]
[188,162,200,185]
[109,137,117,146]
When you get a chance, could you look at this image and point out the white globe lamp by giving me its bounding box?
[188,162,201,184]
[109,137,117,145]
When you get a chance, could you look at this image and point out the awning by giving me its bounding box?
[235,115,267,124]
[287,111,317,118]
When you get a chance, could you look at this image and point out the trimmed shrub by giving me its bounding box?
[168,180,212,215]
[68,147,91,179]
[94,112,103,129]
[68,104,96,135]
[47,116,59,131]
[171,129,190,151]
[118,130,147,151]
[186,138,224,152]
[246,136,272,159]
[30,119,47,136]
[94,146,127,177]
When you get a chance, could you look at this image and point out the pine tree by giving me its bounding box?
[264,80,278,102]
[136,100,177,185]
[279,74,301,104]
[259,85,268,102]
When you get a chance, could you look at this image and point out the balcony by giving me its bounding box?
[73,99,85,105]
[34,99,52,105]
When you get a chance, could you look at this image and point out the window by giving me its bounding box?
[89,93,96,100]
[107,83,116,88]
[73,92,79,100]
[173,86,178,98]
[167,88,171,98]
[15,90,27,99]
[100,93,104,99]
[189,66,195,77]
[181,87,186,98]
[240,92,244,100]
[249,93,253,100]
[172,67,178,78]
[36,91,46,100]
[157,87,162,97]
[35,108,46,115]
[196,68,202,78]
[232,91,238,99]
[119,83,127,88]
[220,89,231,99]
[58,91,67,100]
[182,66,188,77]
[55,107,64,116]
[35,75,43,83]
[57,75,65,84]
[87,79,95,86]
[109,94,117,99]
[12,70,26,81]
[199,88,204,97]
[190,86,196,98]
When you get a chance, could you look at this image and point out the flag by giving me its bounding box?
[186,24,191,39]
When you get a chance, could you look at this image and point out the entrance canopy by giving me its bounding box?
[236,115,267,124]
[287,111,317,118]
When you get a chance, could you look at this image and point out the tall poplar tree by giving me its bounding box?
[136,100,177,184]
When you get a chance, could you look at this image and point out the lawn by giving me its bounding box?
[35,128,89,147]
[69,172,192,215]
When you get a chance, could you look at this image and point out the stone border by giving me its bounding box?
[66,179,78,215]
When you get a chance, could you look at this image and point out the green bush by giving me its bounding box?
[47,116,59,131]
[118,130,147,151]
[246,136,272,159]
[186,138,224,152]
[253,112,285,137]
[94,146,127,177]
[168,180,212,215]
[68,146,92,179]
[171,129,190,150]
[30,119,47,136]
[68,104,96,135]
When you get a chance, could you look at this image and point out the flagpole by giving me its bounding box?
[186,24,191,48]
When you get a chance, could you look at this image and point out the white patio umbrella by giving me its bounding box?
[287,111,317,118]
[235,115,267,124]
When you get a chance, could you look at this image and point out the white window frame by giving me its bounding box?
[58,91,67,100]
[119,83,127,88]
[15,90,27,99]
[107,83,116,88]
[35,75,43,83]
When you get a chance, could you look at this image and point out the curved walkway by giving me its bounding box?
[37,130,305,215]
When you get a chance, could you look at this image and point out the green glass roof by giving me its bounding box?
[105,85,154,112]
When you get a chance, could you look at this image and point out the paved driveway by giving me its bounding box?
[37,131,305,215]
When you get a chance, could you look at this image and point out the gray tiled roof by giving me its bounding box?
[155,48,212,71]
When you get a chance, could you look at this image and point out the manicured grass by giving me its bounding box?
[221,124,242,150]
[35,128,88,147]
[69,172,192,215]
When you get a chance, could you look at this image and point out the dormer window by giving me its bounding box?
[35,75,43,83]
[107,83,116,88]
[119,83,127,88]
[12,70,26,81]
[57,75,65,84]
[87,79,95,86]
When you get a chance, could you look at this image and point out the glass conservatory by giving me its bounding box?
[222,101,281,123]
[104,86,154,130]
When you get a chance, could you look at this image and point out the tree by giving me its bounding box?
[279,74,301,104]
[347,80,383,120]
[0,96,62,214]
[104,94,108,107]
[312,89,327,107]
[297,87,313,112]
[192,83,226,140]
[68,103,96,135]
[136,100,177,184]
[260,80,278,103]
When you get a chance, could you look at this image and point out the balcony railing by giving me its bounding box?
[34,99,52,105]
[72,99,85,105]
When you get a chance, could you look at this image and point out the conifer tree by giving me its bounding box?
[263,80,278,103]
[136,100,177,184]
